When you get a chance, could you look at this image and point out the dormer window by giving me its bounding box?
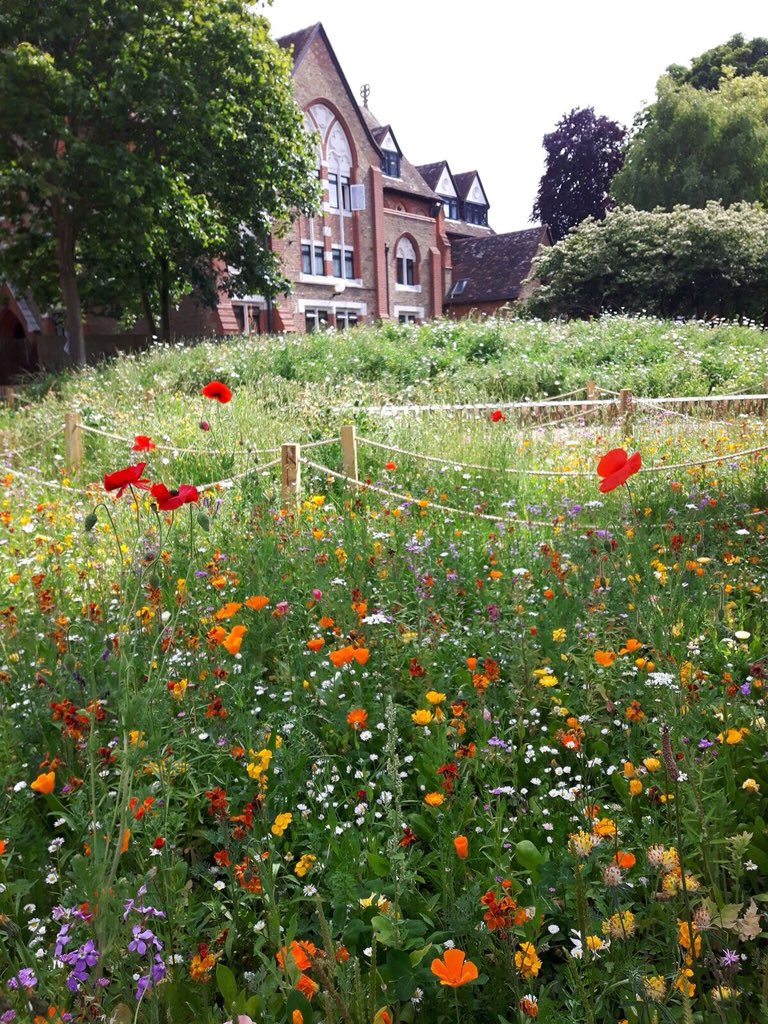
[442,196,459,220]
[381,150,400,177]
[462,201,488,226]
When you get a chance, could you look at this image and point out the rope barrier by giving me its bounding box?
[634,397,732,428]
[3,465,93,496]
[357,435,768,478]
[78,422,338,457]
[300,457,596,530]
[1,426,64,458]
[195,456,281,491]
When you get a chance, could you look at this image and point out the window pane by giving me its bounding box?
[314,245,324,276]
[332,249,342,277]
[344,249,354,278]
[233,305,245,333]
[301,243,311,274]
[305,311,317,333]
[328,173,339,208]
[396,257,404,285]
[341,177,350,211]
[406,259,414,286]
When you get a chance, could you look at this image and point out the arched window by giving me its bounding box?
[396,237,416,286]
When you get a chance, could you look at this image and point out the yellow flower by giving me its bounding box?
[673,967,695,998]
[424,792,444,807]
[642,757,661,772]
[601,910,636,939]
[514,942,542,979]
[425,690,446,705]
[592,817,617,839]
[629,779,643,796]
[538,674,559,687]
[129,730,145,747]
[585,935,609,953]
[271,812,292,837]
[568,830,599,858]
[295,854,317,877]
[411,709,433,726]
[642,975,667,1002]
[359,893,390,913]
[552,628,567,642]
[742,778,760,792]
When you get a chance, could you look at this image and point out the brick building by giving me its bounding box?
[2,21,548,373]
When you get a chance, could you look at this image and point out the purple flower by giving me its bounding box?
[721,949,741,969]
[740,682,751,695]
[486,604,499,622]
[698,738,714,749]
[1,1010,17,1023]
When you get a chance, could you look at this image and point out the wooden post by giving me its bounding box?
[585,379,597,400]
[64,411,83,473]
[0,386,15,405]
[340,424,358,484]
[762,376,768,395]
[281,443,300,504]
[619,388,633,438]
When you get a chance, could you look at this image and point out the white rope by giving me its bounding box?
[79,422,337,457]
[358,436,596,477]
[195,456,281,491]
[300,457,596,530]
[3,465,93,496]
[1,426,64,458]
[540,387,587,402]
[634,396,731,428]
[636,444,768,473]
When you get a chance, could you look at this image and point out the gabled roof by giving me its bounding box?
[416,161,450,192]
[372,125,402,155]
[453,171,490,207]
[277,23,382,157]
[359,108,437,200]
[445,226,552,306]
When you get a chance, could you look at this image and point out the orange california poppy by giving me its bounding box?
[329,646,354,668]
[346,708,368,730]
[613,851,636,870]
[453,835,469,859]
[430,948,478,987]
[295,974,318,1000]
[594,650,616,667]
[306,637,324,652]
[245,595,269,611]
[215,602,242,620]
[352,647,369,665]
[31,771,55,795]
[466,657,477,671]
[221,625,247,655]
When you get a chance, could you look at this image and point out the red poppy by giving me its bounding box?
[132,435,156,452]
[151,483,199,511]
[490,410,506,422]
[202,381,232,403]
[596,448,641,493]
[104,462,150,497]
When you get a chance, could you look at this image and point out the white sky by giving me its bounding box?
[264,0,767,232]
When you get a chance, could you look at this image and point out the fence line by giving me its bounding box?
[1,426,65,459]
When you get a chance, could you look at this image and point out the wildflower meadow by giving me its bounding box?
[1,316,767,1024]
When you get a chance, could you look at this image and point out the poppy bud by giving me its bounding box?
[453,835,468,859]
[199,419,210,431]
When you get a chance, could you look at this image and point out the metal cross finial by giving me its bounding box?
[360,83,370,109]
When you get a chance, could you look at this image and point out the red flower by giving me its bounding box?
[151,483,199,511]
[490,410,506,422]
[132,435,156,452]
[104,463,150,497]
[202,381,232,403]
[596,448,641,493]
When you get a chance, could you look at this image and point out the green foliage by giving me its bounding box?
[0,0,318,359]
[527,201,768,324]
[612,73,768,210]
[668,32,768,90]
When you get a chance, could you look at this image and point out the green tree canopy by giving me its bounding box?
[611,73,768,211]
[0,0,318,364]
[526,201,768,324]
[668,33,768,90]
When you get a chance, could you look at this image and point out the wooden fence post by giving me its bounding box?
[585,379,597,400]
[619,388,634,438]
[1,386,15,406]
[281,443,301,505]
[340,424,358,485]
[64,411,83,473]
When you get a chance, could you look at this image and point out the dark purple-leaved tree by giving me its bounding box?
[532,107,627,242]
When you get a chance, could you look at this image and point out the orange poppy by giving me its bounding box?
[453,835,468,859]
[306,637,324,652]
[0,839,7,855]
[318,616,335,629]
[352,647,369,665]
[31,771,55,795]
[295,974,318,1000]
[215,602,242,620]
[221,625,247,655]
[329,646,354,667]
[466,657,477,671]
[245,595,269,611]
[346,708,368,730]
[613,851,636,870]
[430,948,478,987]
[594,650,616,667]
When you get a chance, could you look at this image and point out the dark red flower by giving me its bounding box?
[103,462,150,497]
[202,381,232,403]
[150,483,199,511]
[490,410,506,422]
[596,448,641,493]
[132,435,156,452]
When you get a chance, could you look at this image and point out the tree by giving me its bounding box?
[668,33,768,90]
[0,0,318,364]
[611,74,768,211]
[525,201,768,323]
[531,108,626,242]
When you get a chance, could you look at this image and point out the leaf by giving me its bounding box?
[367,850,390,877]
[515,839,544,869]
[286,989,314,1021]
[216,963,237,1009]
[371,914,397,947]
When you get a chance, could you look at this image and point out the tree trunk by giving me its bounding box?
[52,196,86,367]
[159,256,171,342]
[139,286,157,338]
